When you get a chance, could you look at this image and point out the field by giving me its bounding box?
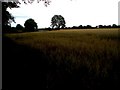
[3,28,120,89]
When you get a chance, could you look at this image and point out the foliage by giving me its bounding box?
[112,24,117,28]
[21,0,51,6]
[2,0,51,32]
[2,2,19,27]
[24,18,38,32]
[16,24,24,30]
[51,15,66,29]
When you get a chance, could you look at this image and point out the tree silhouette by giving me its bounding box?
[2,2,20,30]
[2,0,50,31]
[21,0,51,6]
[51,15,66,29]
[24,18,38,32]
[2,0,72,32]
[98,25,103,28]
[16,24,24,30]
[112,24,117,28]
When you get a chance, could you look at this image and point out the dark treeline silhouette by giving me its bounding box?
[97,24,120,28]
[2,0,51,33]
[2,2,19,33]
[3,18,38,33]
[64,24,120,30]
[3,23,120,33]
[2,1,119,33]
[42,24,120,31]
[2,1,120,33]
[70,25,94,29]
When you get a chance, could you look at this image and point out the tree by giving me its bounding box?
[98,25,103,28]
[2,0,51,31]
[2,2,20,31]
[86,25,92,29]
[2,0,72,31]
[79,25,83,29]
[112,24,117,28]
[24,18,38,32]
[21,0,51,6]
[51,15,66,29]
[16,24,24,30]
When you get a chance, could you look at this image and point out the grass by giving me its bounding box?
[3,28,120,89]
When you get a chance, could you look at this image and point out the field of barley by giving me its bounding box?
[3,28,120,89]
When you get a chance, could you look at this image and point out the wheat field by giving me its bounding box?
[3,28,120,89]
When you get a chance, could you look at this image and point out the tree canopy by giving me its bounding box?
[2,0,72,31]
[51,15,66,29]
[2,0,51,30]
[16,24,24,30]
[2,2,19,27]
[24,18,38,32]
[21,0,51,6]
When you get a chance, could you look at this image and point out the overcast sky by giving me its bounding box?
[7,0,119,28]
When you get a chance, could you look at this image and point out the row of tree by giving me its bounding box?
[2,1,52,33]
[4,21,120,33]
[2,1,120,33]
[66,24,120,29]
[3,15,120,33]
[3,14,66,33]
[3,18,38,33]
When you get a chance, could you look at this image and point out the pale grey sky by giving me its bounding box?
[8,0,119,28]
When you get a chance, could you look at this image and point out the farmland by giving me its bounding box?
[3,28,120,89]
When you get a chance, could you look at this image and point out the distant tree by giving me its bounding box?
[24,18,38,32]
[86,25,92,29]
[112,24,117,28]
[79,25,83,28]
[2,0,50,31]
[51,15,66,29]
[16,24,24,30]
[2,2,20,32]
[98,25,103,28]
[106,25,112,28]
[2,0,72,32]
[11,27,16,31]
[72,26,79,29]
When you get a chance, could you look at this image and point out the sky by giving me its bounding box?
[7,0,120,28]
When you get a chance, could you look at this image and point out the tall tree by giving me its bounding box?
[2,0,72,31]
[16,24,24,30]
[2,2,19,27]
[51,15,66,29]
[24,18,38,32]
[2,0,51,30]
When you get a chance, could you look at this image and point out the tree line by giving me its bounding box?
[2,1,120,33]
[3,17,120,33]
[66,24,120,29]
[3,15,66,33]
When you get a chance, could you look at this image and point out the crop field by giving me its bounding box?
[3,28,120,89]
